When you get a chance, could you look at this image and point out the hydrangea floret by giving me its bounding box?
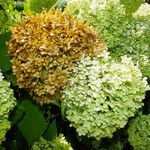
[0,70,16,144]
[8,9,105,105]
[31,134,73,150]
[128,114,150,150]
[65,0,150,77]
[133,3,150,17]
[62,52,149,140]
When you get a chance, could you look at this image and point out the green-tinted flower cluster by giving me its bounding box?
[128,114,150,150]
[62,52,149,140]
[133,3,150,17]
[65,0,150,77]
[0,0,22,34]
[0,70,16,144]
[31,134,73,150]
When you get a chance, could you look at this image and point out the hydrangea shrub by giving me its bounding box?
[62,52,149,140]
[8,9,105,105]
[0,70,16,144]
[65,0,150,77]
[31,134,73,150]
[128,114,150,150]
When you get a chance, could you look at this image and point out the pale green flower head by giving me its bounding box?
[128,114,150,150]
[0,70,16,144]
[65,0,150,77]
[133,3,150,17]
[62,53,149,140]
[31,134,73,150]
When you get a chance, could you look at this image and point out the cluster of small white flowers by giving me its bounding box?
[65,0,150,78]
[133,3,150,17]
[132,25,146,37]
[31,134,73,150]
[89,0,107,15]
[59,136,69,145]
[66,0,87,19]
[0,71,4,82]
[62,54,149,140]
[138,55,150,66]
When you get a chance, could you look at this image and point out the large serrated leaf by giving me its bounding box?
[18,98,47,146]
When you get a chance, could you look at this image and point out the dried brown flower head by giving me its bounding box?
[8,9,105,105]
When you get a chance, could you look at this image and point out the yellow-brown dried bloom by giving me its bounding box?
[8,9,105,105]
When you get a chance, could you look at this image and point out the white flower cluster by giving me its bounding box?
[31,134,73,150]
[133,3,150,17]
[0,70,16,144]
[89,0,107,15]
[65,0,150,78]
[66,0,125,19]
[62,53,149,140]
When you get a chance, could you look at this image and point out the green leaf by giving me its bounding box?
[4,71,17,85]
[43,119,57,141]
[10,105,25,126]
[0,32,12,73]
[0,4,4,10]
[61,102,66,119]
[121,0,145,15]
[0,146,5,150]
[15,1,24,12]
[52,100,60,107]
[140,64,150,79]
[52,0,67,9]
[24,0,58,13]
[18,98,47,146]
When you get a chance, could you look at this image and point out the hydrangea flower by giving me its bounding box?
[8,9,105,105]
[133,3,150,17]
[62,52,149,140]
[128,114,150,150]
[0,70,16,144]
[31,134,73,150]
[65,0,150,77]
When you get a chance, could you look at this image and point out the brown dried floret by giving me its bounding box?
[8,9,106,105]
